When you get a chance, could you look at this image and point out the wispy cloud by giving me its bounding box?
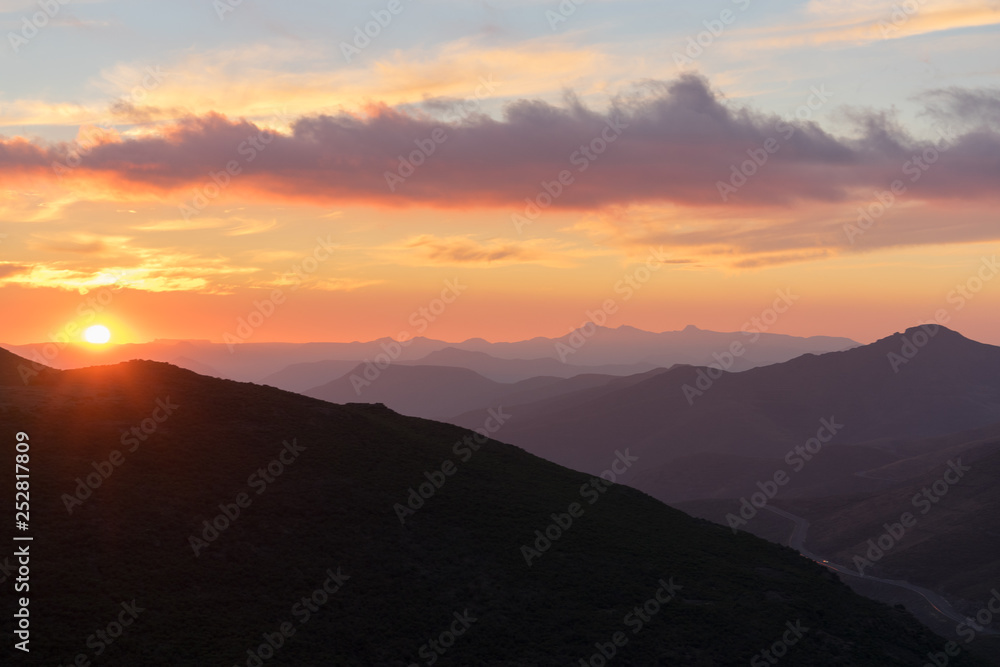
[401,234,583,267]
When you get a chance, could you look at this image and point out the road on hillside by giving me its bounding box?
[763,505,996,633]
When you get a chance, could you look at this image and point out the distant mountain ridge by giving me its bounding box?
[303,362,669,421]
[261,347,660,391]
[3,325,858,385]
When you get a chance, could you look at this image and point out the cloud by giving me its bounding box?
[28,236,108,254]
[787,0,1000,45]
[0,251,256,293]
[0,35,609,132]
[1,72,999,274]
[130,218,232,232]
[263,276,382,291]
[0,263,29,278]
[921,86,1000,130]
[3,75,998,211]
[0,0,109,12]
[572,191,1000,269]
[732,249,834,268]
[404,235,546,265]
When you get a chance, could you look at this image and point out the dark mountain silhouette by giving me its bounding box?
[0,346,983,665]
[451,326,1000,502]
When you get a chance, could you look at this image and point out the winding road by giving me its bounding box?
[763,505,995,632]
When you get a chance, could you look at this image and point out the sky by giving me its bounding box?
[1,0,999,347]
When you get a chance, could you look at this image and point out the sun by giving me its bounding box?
[84,324,112,345]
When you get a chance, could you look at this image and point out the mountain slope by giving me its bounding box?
[303,362,662,422]
[399,346,658,382]
[458,326,1000,502]
[672,420,1000,664]
[259,358,370,392]
[0,347,982,665]
[798,438,1000,605]
[261,350,653,393]
[303,363,518,420]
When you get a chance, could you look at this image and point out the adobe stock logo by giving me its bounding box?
[716,86,833,202]
[520,450,638,566]
[339,0,415,62]
[682,288,799,405]
[7,0,71,53]
[851,459,970,576]
[575,577,682,666]
[384,128,447,192]
[393,407,511,524]
[749,620,809,666]
[672,0,753,69]
[61,397,179,514]
[512,116,628,233]
[725,417,843,533]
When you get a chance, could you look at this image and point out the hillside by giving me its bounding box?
[799,439,1000,604]
[674,423,1000,662]
[0,346,982,665]
[399,347,658,382]
[451,326,1000,502]
[303,363,532,420]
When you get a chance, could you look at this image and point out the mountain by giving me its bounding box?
[0,346,984,665]
[169,355,226,379]
[400,347,658,382]
[259,359,369,392]
[302,363,653,422]
[4,325,858,385]
[303,360,681,422]
[259,349,655,392]
[453,324,858,367]
[304,363,517,420]
[3,337,445,383]
[450,326,1000,503]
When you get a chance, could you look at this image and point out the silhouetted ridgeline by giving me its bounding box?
[0,346,988,665]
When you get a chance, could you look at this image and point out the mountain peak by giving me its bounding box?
[876,324,973,351]
[901,323,964,338]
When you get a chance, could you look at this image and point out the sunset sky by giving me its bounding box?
[2,0,999,346]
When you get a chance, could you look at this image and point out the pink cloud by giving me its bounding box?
[1,75,998,213]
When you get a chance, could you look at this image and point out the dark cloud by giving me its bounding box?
[921,87,1000,130]
[1,75,998,210]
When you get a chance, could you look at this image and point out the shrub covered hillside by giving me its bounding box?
[0,349,988,666]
